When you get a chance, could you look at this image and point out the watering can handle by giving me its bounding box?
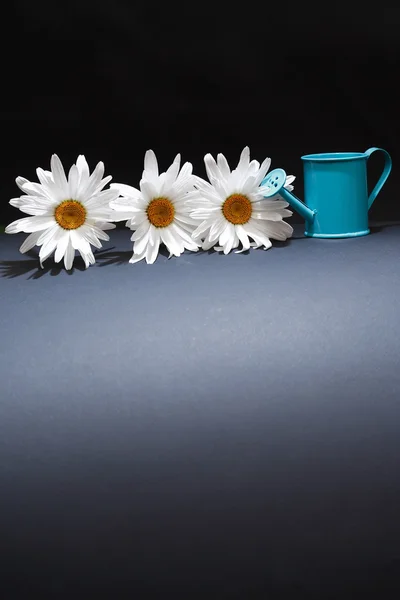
[364,147,392,210]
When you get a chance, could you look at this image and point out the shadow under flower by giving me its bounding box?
[95,245,171,266]
[0,250,95,279]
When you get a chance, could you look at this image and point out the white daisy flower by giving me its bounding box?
[191,146,295,254]
[109,150,200,264]
[6,154,119,270]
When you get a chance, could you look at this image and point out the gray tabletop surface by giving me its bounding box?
[1,223,400,598]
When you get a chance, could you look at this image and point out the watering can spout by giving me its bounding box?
[279,188,316,223]
[261,169,316,224]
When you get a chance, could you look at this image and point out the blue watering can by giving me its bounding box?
[261,148,392,238]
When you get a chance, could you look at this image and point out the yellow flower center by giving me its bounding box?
[222,194,252,225]
[54,200,86,230]
[147,197,175,228]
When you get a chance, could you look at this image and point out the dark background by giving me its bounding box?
[1,1,399,226]
[1,2,400,599]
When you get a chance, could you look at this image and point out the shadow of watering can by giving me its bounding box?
[261,148,392,238]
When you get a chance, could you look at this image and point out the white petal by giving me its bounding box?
[244,221,273,249]
[161,154,181,192]
[192,219,214,240]
[19,231,42,253]
[172,163,194,196]
[76,238,94,267]
[79,225,103,249]
[161,227,183,257]
[17,180,52,199]
[68,165,80,199]
[16,176,30,192]
[252,198,289,209]
[222,230,236,254]
[109,208,139,222]
[241,174,258,194]
[76,155,90,184]
[209,216,227,240]
[39,226,63,265]
[51,155,69,195]
[260,220,294,241]
[80,161,105,200]
[235,146,250,176]
[140,179,158,203]
[70,229,83,249]
[217,153,231,178]
[109,196,138,210]
[202,237,217,251]
[175,213,198,227]
[252,211,288,222]
[254,156,272,186]
[204,153,222,184]
[6,216,55,234]
[54,231,70,263]
[36,167,54,190]
[95,222,115,231]
[37,224,58,246]
[12,203,52,217]
[129,250,147,264]
[87,223,113,241]
[64,239,75,270]
[131,220,150,241]
[170,223,199,249]
[85,189,119,208]
[110,183,142,199]
[144,150,159,179]
[79,249,92,268]
[248,159,260,173]
[86,209,114,221]
[146,234,160,264]
[235,224,251,251]
[219,222,234,248]
[148,224,157,246]
[133,227,151,254]
[175,161,192,184]
[9,197,23,208]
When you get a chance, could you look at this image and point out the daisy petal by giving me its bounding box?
[217,153,231,178]
[129,250,147,264]
[15,177,30,192]
[79,225,103,249]
[76,155,90,185]
[68,165,80,199]
[64,239,75,270]
[54,231,70,263]
[146,234,160,264]
[235,224,251,251]
[51,154,69,195]
[234,146,250,180]
[9,197,23,208]
[161,227,183,257]
[254,156,272,186]
[131,220,150,241]
[19,231,42,253]
[140,179,158,203]
[80,161,105,200]
[219,222,234,248]
[110,183,142,199]
[161,154,181,191]
[6,216,55,234]
[144,150,159,180]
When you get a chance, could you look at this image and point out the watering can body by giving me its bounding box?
[263,148,392,238]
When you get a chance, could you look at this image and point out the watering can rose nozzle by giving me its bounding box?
[260,168,316,224]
